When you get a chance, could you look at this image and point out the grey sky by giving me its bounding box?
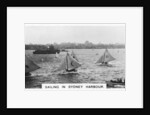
[25,24,125,44]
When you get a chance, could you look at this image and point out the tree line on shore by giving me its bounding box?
[25,41,125,50]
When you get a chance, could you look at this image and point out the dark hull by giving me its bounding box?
[106,81,125,88]
[33,50,60,54]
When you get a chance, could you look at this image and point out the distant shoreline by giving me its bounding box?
[25,43,125,50]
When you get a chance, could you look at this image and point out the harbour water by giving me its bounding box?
[25,49,125,88]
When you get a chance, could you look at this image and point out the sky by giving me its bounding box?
[25,24,125,44]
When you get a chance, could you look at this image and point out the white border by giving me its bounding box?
[7,7,143,108]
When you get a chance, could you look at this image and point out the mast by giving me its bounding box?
[104,49,106,63]
[66,53,69,70]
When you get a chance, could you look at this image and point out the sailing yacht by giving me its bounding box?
[96,49,115,66]
[25,55,40,76]
[55,52,81,73]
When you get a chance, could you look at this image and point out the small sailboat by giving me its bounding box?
[96,49,115,66]
[55,52,59,58]
[25,55,40,76]
[55,52,81,73]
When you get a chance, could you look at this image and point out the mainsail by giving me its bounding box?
[71,50,79,61]
[96,49,115,64]
[56,52,81,71]
[25,55,40,73]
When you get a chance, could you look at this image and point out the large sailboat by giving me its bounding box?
[55,52,81,73]
[96,49,115,66]
[25,55,40,76]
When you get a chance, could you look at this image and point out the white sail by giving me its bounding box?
[67,52,81,70]
[104,49,115,62]
[55,52,59,58]
[96,55,105,63]
[56,52,81,71]
[71,50,79,61]
[25,55,40,73]
[96,49,115,64]
[56,57,67,71]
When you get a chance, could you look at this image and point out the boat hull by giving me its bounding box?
[33,50,60,54]
[106,81,125,88]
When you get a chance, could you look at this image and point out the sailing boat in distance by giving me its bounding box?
[55,52,59,58]
[54,52,81,73]
[96,49,115,66]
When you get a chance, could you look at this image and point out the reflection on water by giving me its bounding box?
[25,49,125,88]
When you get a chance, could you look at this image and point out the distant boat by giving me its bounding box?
[55,52,81,73]
[25,55,40,76]
[55,52,59,58]
[96,49,115,66]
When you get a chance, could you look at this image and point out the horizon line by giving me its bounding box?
[25,42,125,45]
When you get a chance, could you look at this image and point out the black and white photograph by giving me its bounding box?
[7,6,143,108]
[25,24,125,89]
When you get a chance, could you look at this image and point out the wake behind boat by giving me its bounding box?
[96,49,115,66]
